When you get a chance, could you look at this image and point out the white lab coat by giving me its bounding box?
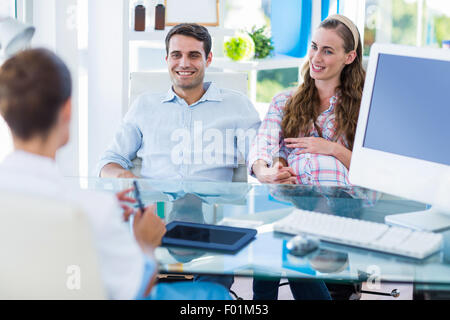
[0,150,150,299]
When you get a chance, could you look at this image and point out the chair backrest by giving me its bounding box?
[0,192,106,300]
[129,71,248,110]
[128,71,249,182]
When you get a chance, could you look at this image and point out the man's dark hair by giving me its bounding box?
[165,23,212,57]
[0,48,72,140]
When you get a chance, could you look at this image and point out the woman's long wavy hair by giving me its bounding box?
[281,18,365,150]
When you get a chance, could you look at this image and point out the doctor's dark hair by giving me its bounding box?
[0,48,72,140]
[165,23,212,57]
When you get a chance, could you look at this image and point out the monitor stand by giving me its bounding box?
[385,207,450,232]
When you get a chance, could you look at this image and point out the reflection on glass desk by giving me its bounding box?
[65,177,450,289]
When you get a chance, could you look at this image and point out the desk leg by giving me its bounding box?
[413,283,450,300]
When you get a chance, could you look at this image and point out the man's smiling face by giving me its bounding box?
[166,34,212,91]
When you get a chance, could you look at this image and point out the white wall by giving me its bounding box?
[32,0,80,176]
[29,0,126,177]
[86,0,126,176]
[0,0,26,162]
[0,118,12,163]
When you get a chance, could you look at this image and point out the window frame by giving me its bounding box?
[15,0,33,24]
[361,0,450,56]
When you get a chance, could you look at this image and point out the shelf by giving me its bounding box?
[127,27,235,41]
[211,54,305,72]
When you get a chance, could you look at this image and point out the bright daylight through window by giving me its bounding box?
[364,0,450,55]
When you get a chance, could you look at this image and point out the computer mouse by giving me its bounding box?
[286,235,320,257]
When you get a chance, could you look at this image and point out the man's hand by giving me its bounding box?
[100,163,138,179]
[133,204,166,251]
[252,160,297,184]
[117,171,138,179]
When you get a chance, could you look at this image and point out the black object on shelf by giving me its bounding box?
[134,4,146,31]
[155,3,165,30]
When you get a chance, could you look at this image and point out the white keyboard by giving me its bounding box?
[273,209,443,259]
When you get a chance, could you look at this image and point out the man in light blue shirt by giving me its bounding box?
[97,24,331,300]
[98,23,261,181]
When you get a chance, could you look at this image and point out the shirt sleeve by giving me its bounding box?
[96,98,144,176]
[80,192,153,300]
[134,257,157,300]
[247,93,287,174]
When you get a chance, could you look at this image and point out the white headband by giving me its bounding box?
[325,14,359,51]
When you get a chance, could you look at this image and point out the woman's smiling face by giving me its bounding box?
[308,27,355,82]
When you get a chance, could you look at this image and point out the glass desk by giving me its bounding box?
[65,177,450,295]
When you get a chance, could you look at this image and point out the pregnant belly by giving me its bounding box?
[287,153,350,186]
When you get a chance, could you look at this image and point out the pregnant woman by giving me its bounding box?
[249,14,366,301]
[249,14,365,187]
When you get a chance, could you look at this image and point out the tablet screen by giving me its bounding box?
[165,224,247,245]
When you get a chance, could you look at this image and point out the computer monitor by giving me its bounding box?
[350,43,450,232]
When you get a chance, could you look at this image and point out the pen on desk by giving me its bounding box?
[133,180,146,215]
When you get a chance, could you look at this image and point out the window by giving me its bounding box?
[0,0,16,18]
[223,0,268,31]
[364,0,450,56]
[225,1,299,104]
[0,0,17,163]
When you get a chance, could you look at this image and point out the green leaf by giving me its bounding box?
[247,25,274,59]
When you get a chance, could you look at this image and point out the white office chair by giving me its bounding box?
[0,192,105,300]
[128,71,250,182]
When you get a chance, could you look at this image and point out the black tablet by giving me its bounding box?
[162,221,257,253]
